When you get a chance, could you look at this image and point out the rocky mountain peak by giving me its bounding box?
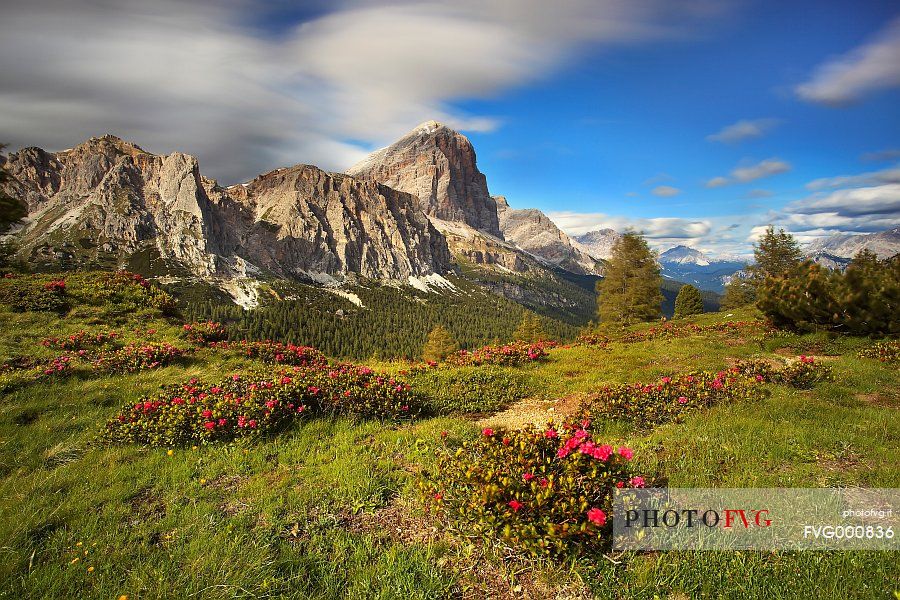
[574,229,622,261]
[495,197,601,275]
[347,121,502,238]
[659,245,711,266]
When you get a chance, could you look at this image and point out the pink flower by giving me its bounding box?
[217,418,227,427]
[587,508,606,526]
[232,374,240,381]
[248,419,257,428]
[615,481,624,488]
[281,376,292,385]
[204,421,215,430]
[482,428,494,437]
[661,376,671,384]
[201,409,213,418]
[756,374,765,382]
[544,428,558,439]
[593,444,613,461]
[508,500,523,512]
[433,493,442,500]
[539,477,549,488]
[617,446,634,460]
[630,476,646,488]
[238,416,247,427]
[523,473,535,482]
[677,396,688,404]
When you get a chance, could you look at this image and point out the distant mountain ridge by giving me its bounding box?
[805,227,900,259]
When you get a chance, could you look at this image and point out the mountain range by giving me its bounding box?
[4,121,897,314]
[0,122,609,320]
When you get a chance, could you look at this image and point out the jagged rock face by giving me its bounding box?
[229,165,450,280]
[495,196,600,275]
[4,136,238,275]
[2,136,450,281]
[347,121,502,238]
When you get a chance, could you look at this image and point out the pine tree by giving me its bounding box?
[421,325,459,362]
[596,231,663,326]
[674,284,704,318]
[749,226,802,282]
[720,276,756,310]
[513,313,546,342]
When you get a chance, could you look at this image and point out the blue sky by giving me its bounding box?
[1,0,898,256]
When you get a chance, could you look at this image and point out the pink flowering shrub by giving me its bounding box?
[91,342,186,373]
[103,372,311,446]
[103,365,421,446]
[209,340,329,368]
[444,341,555,367]
[0,354,75,391]
[180,321,228,345]
[581,369,769,430]
[418,421,642,557]
[41,330,120,351]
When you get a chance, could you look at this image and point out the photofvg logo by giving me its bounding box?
[613,488,899,551]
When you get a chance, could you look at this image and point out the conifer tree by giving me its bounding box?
[674,284,704,318]
[749,226,802,282]
[720,276,756,310]
[513,313,546,342]
[596,231,663,326]
[421,325,459,362]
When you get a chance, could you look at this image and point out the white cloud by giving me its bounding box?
[788,184,900,218]
[705,177,730,188]
[805,165,900,190]
[706,158,792,187]
[548,211,709,238]
[732,158,792,183]
[747,180,900,245]
[796,16,900,105]
[651,185,681,197]
[0,0,727,183]
[706,118,780,143]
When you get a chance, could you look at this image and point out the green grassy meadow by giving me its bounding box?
[1,305,898,599]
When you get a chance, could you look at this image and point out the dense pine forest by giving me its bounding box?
[182,277,579,359]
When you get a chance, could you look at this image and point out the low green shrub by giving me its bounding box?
[418,421,642,557]
[0,276,68,313]
[734,356,833,389]
[405,366,533,414]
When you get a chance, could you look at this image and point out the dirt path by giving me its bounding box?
[476,393,588,429]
